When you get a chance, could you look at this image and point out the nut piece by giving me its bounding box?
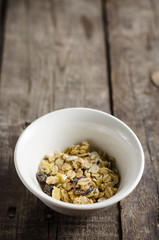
[37,140,120,204]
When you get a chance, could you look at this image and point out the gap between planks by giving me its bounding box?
[101,1,122,239]
[101,0,114,116]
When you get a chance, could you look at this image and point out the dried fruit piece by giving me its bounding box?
[55,158,64,167]
[64,154,78,162]
[67,170,76,179]
[98,167,109,175]
[84,171,91,178]
[98,197,107,202]
[105,186,117,199]
[91,173,100,178]
[63,182,72,191]
[88,164,99,173]
[62,163,72,171]
[103,174,112,183]
[92,188,99,198]
[89,151,100,161]
[81,159,91,169]
[43,184,53,196]
[37,141,120,204]
[85,183,94,195]
[96,177,103,186]
[98,191,105,198]
[61,189,70,202]
[52,186,61,200]
[51,165,58,175]
[54,151,63,159]
[56,173,67,183]
[68,190,76,200]
[76,169,83,177]
[45,153,55,163]
[73,196,93,204]
[46,176,60,184]
[39,160,52,174]
[77,178,91,186]
[36,172,47,183]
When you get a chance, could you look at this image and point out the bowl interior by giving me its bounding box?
[15,108,144,205]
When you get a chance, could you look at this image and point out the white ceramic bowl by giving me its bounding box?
[14,108,144,216]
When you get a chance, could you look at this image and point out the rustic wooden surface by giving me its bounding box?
[106,0,159,239]
[0,0,158,239]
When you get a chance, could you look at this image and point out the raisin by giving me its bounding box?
[85,184,94,195]
[43,184,53,196]
[74,189,86,196]
[36,172,47,183]
[74,183,94,196]
[70,176,85,184]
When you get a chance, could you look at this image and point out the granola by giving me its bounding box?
[36,141,120,204]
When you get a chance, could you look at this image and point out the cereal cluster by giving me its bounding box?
[36,141,120,204]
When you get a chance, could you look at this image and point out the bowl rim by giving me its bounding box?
[14,107,145,211]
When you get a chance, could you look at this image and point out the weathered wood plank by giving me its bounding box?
[49,0,119,238]
[0,0,120,240]
[0,125,56,240]
[0,1,56,239]
[0,0,7,74]
[51,0,109,112]
[0,0,55,125]
[0,0,3,49]
[105,0,159,239]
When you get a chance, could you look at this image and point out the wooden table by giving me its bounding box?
[0,0,159,239]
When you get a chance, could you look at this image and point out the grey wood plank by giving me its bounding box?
[0,0,56,239]
[52,0,110,112]
[0,0,120,239]
[105,0,159,239]
[0,125,55,240]
[0,0,55,125]
[0,0,7,75]
[49,0,119,237]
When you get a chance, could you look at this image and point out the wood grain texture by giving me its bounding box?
[105,0,159,239]
[0,0,120,239]
[0,0,7,75]
[51,0,110,111]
